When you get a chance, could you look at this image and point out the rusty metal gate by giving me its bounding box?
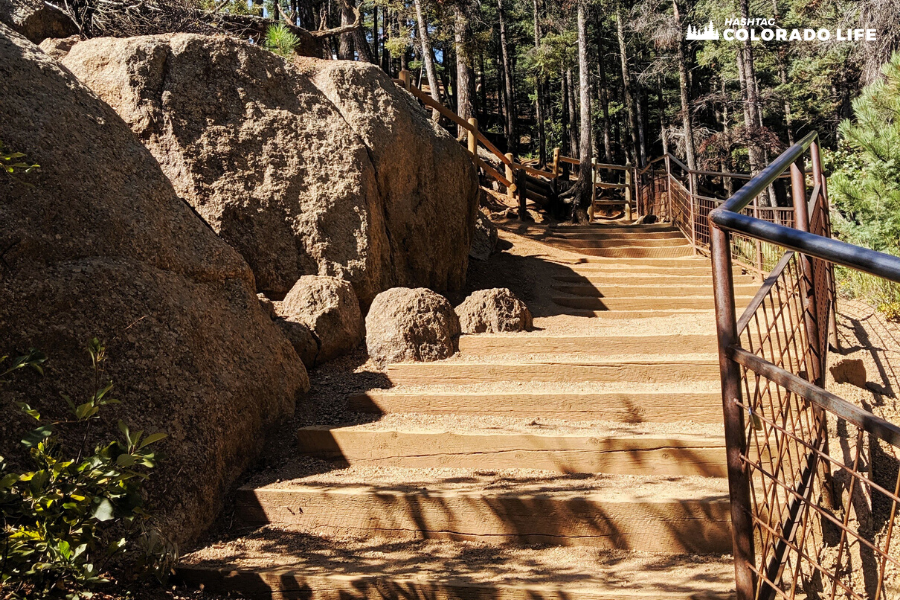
[711,132,900,599]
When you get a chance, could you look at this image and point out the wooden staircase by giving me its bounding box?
[175,222,743,599]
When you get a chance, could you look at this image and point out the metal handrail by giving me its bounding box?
[710,132,900,284]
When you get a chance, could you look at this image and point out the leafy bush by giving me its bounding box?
[1,141,39,181]
[0,340,171,599]
[264,23,299,57]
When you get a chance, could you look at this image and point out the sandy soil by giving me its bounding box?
[180,529,734,594]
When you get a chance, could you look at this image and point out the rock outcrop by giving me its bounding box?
[278,275,364,365]
[456,288,532,334]
[302,59,479,291]
[470,211,498,261]
[0,0,76,43]
[37,33,78,58]
[275,318,319,368]
[365,288,460,365]
[61,34,479,303]
[0,25,308,544]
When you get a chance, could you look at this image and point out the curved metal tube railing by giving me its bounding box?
[710,132,900,600]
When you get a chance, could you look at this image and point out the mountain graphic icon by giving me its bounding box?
[686,21,720,40]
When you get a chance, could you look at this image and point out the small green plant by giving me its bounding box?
[0,339,170,599]
[1,141,39,180]
[264,23,300,58]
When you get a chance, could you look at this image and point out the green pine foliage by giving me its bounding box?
[0,340,173,599]
[264,23,300,57]
[830,51,900,317]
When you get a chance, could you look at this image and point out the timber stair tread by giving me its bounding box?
[295,416,726,476]
[550,283,758,297]
[229,466,731,552]
[457,333,717,355]
[384,357,722,385]
[177,535,735,599]
[347,388,723,422]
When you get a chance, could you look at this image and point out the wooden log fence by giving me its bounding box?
[392,68,803,250]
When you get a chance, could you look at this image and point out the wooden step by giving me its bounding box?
[551,295,753,311]
[232,470,732,552]
[296,426,727,477]
[553,237,690,249]
[546,230,687,240]
[348,389,724,422]
[458,334,717,356]
[176,535,736,599]
[568,246,694,259]
[551,284,758,298]
[384,358,720,385]
[553,274,722,285]
[501,223,681,235]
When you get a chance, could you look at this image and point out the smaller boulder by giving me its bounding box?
[280,276,364,365]
[830,358,867,389]
[456,288,532,334]
[1,0,77,43]
[470,211,498,261]
[366,287,460,365]
[275,319,319,368]
[38,33,78,58]
[257,293,277,320]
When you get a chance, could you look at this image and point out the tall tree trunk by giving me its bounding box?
[479,52,487,118]
[672,0,697,183]
[616,2,640,166]
[371,4,378,61]
[498,0,517,153]
[597,45,612,162]
[338,0,353,59]
[532,0,546,165]
[738,0,763,174]
[567,68,579,158]
[658,74,668,155]
[574,0,592,216]
[381,7,391,73]
[561,68,570,157]
[351,0,374,63]
[455,3,476,139]
[413,0,441,119]
[636,85,647,165]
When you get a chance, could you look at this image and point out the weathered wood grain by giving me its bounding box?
[384,360,721,385]
[295,428,727,477]
[235,485,732,553]
[347,390,723,422]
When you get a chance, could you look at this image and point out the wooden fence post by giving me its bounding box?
[399,69,411,91]
[552,147,560,178]
[624,163,633,221]
[467,118,478,157]
[516,168,527,220]
[505,153,514,200]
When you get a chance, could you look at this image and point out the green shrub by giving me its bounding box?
[264,23,300,58]
[0,339,172,599]
[1,141,39,181]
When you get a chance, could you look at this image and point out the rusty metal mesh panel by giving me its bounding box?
[637,169,670,220]
[735,250,900,598]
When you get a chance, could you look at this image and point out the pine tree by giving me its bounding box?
[831,51,900,255]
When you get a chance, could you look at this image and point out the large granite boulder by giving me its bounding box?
[278,275,364,365]
[365,288,460,365]
[0,0,76,43]
[301,58,480,291]
[456,288,532,334]
[0,25,308,544]
[61,34,479,303]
